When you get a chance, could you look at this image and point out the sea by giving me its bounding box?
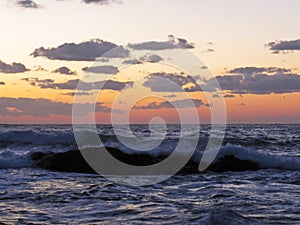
[0,124,299,224]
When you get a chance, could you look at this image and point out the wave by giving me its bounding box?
[0,130,76,146]
[1,128,298,148]
[1,143,300,173]
[0,151,33,169]
[197,209,264,225]
[29,144,300,174]
[215,144,300,171]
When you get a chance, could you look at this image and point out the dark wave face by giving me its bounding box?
[0,124,300,224]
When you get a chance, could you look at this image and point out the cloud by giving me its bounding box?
[0,60,28,74]
[23,77,133,91]
[223,94,235,98]
[31,39,125,61]
[143,72,201,92]
[61,91,92,96]
[53,66,76,75]
[133,99,203,110]
[0,97,119,117]
[81,0,118,5]
[15,0,41,9]
[33,65,47,72]
[82,65,119,74]
[0,81,5,85]
[228,67,291,75]
[128,35,194,50]
[168,35,194,49]
[207,67,300,94]
[122,53,163,65]
[163,94,177,98]
[206,48,214,52]
[267,39,300,53]
[128,41,178,51]
[122,59,141,65]
[139,53,163,63]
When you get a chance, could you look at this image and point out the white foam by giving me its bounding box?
[216,143,300,170]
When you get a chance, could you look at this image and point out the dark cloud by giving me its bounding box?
[207,67,300,94]
[23,77,132,91]
[168,35,194,49]
[163,94,177,98]
[31,39,124,61]
[139,53,163,63]
[133,99,203,110]
[128,41,178,51]
[228,67,290,75]
[122,53,163,65]
[0,81,5,85]
[223,94,235,98]
[143,72,201,92]
[0,97,119,117]
[82,65,119,74]
[122,59,141,65]
[15,0,41,9]
[53,66,76,75]
[128,35,194,51]
[0,60,28,74]
[204,103,212,108]
[267,39,300,53]
[82,0,118,5]
[61,91,92,96]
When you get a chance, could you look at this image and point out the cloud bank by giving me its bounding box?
[209,67,300,94]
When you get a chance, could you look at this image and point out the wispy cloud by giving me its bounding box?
[0,97,120,117]
[22,77,133,91]
[81,0,120,5]
[128,35,194,51]
[15,0,41,9]
[133,99,203,110]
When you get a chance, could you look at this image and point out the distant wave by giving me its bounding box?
[0,130,76,146]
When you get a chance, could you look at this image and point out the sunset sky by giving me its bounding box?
[0,0,300,124]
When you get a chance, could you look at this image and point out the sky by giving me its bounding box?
[0,0,300,124]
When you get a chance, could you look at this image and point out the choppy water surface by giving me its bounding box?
[0,124,300,224]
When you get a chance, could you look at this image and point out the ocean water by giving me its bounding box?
[0,124,300,224]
